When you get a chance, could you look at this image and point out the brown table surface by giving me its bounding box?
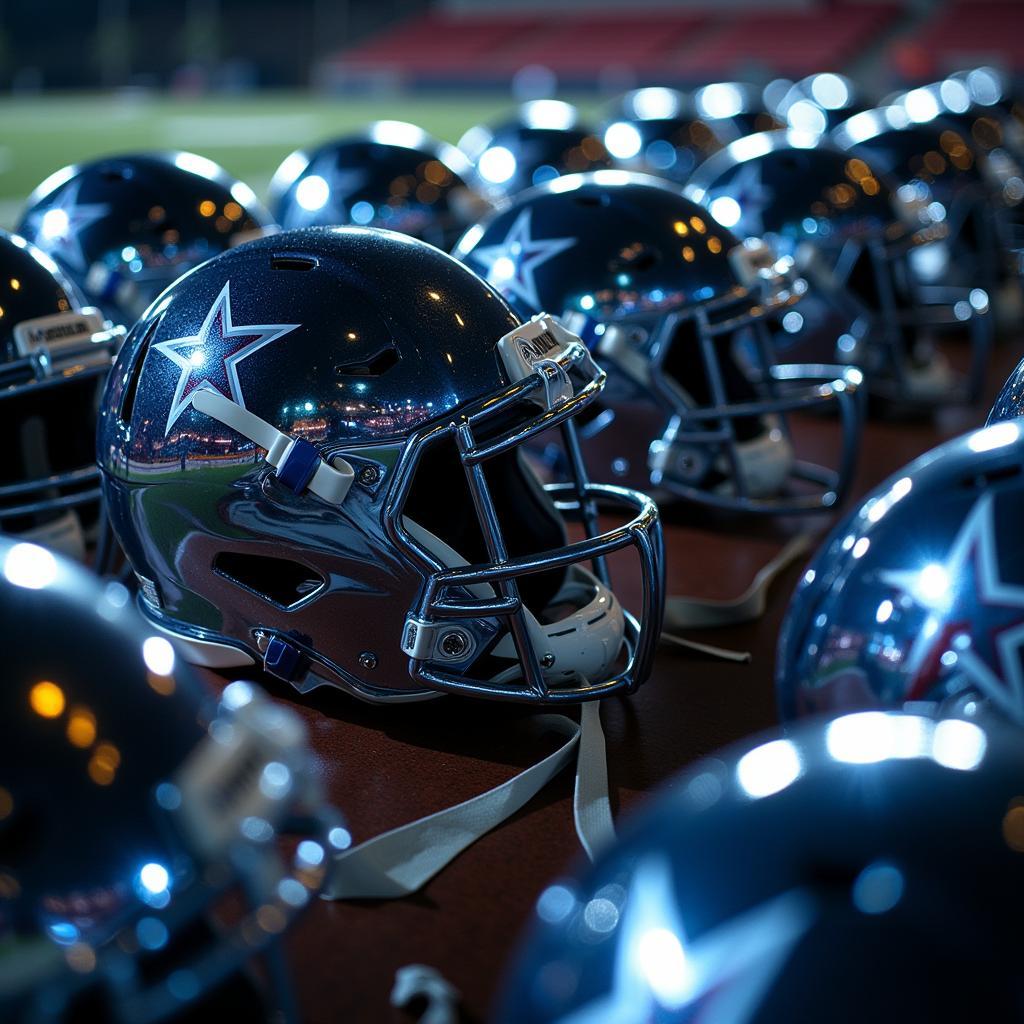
[201,334,1021,1024]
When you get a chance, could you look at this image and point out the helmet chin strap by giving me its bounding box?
[192,389,354,505]
[323,701,613,900]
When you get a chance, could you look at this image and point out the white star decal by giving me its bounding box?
[468,209,576,312]
[880,492,1024,720]
[26,181,110,273]
[153,281,299,435]
[555,856,815,1024]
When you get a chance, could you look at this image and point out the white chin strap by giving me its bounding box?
[715,417,795,499]
[324,701,612,900]
[192,388,354,505]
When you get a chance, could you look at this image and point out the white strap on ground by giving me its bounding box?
[324,705,614,900]
[663,531,816,631]
[390,965,460,1024]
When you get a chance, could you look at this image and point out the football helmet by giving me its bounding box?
[771,73,870,134]
[268,121,488,252]
[0,229,123,559]
[454,171,862,515]
[987,352,1024,424]
[601,87,725,184]
[18,152,271,327]
[686,130,991,407]
[495,709,1024,1023]
[98,226,663,704]
[691,81,785,141]
[0,536,341,1022]
[459,100,611,201]
[777,419,1024,726]
[887,80,1024,278]
[832,107,1004,303]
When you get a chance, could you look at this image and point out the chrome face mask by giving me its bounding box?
[389,315,664,703]
[565,257,863,516]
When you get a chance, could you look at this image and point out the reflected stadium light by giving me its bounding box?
[736,739,802,798]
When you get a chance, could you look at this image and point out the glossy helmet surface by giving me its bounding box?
[495,709,1024,1023]
[454,171,862,515]
[777,419,1024,726]
[987,353,1024,424]
[691,81,785,141]
[18,152,272,326]
[771,73,870,134]
[832,107,1003,299]
[0,229,123,559]
[98,226,663,705]
[685,129,990,407]
[889,80,1024,276]
[601,87,725,184]
[268,121,488,252]
[458,100,611,201]
[0,536,341,1022]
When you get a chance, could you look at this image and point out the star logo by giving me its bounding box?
[710,160,775,240]
[879,492,1024,721]
[554,855,814,1024]
[468,209,575,313]
[153,281,299,435]
[26,181,110,273]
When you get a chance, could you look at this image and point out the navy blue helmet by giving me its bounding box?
[98,226,663,704]
[18,152,271,327]
[777,419,1024,726]
[495,709,1024,1023]
[988,354,1024,424]
[601,87,725,184]
[0,535,341,1022]
[771,73,870,134]
[686,130,991,408]
[885,80,1024,276]
[832,107,1006,303]
[0,229,123,560]
[459,100,611,201]
[454,171,862,515]
[691,81,785,141]
[268,121,488,251]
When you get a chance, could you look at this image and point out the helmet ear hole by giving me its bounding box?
[212,552,325,610]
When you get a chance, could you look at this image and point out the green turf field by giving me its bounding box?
[0,91,601,227]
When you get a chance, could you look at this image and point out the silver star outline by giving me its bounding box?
[153,281,300,435]
[469,208,576,312]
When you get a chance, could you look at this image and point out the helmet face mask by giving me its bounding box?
[100,228,663,705]
[0,231,124,558]
[456,173,863,515]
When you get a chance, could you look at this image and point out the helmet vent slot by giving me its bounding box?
[335,345,400,377]
[271,255,318,272]
[118,318,160,426]
[212,552,325,610]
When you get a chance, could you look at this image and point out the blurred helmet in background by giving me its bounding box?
[459,100,611,201]
[269,120,488,252]
[601,87,725,184]
[0,229,123,560]
[18,152,271,328]
[685,130,991,408]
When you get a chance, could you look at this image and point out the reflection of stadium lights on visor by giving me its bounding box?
[604,122,642,160]
[295,175,330,212]
[478,146,517,185]
[709,196,741,228]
